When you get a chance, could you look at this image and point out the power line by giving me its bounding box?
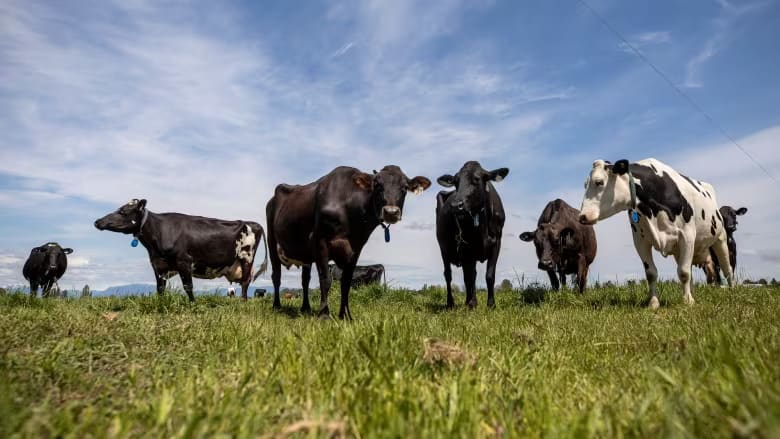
[577,0,779,185]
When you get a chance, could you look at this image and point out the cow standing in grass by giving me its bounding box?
[95,199,268,301]
[23,242,73,297]
[579,158,733,308]
[519,199,596,294]
[702,206,747,284]
[265,166,430,319]
[436,161,509,309]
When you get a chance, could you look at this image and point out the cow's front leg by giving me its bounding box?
[546,270,560,291]
[674,241,695,305]
[313,240,332,319]
[29,282,38,298]
[301,264,312,314]
[150,259,169,295]
[632,233,659,309]
[176,260,196,303]
[576,255,589,294]
[559,269,567,290]
[485,240,500,308]
[338,262,356,320]
[463,260,477,309]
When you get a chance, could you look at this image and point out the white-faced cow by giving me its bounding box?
[519,199,596,294]
[579,158,733,308]
[23,242,73,297]
[703,205,747,284]
[95,199,268,301]
[436,161,509,309]
[265,166,430,319]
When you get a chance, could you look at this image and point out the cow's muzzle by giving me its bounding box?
[381,206,401,224]
[578,214,596,225]
[539,259,554,270]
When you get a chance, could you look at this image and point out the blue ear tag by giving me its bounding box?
[630,210,640,224]
[384,227,391,243]
[131,238,139,247]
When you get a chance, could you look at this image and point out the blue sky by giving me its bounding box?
[1,0,778,291]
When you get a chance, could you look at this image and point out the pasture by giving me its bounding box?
[1,283,779,438]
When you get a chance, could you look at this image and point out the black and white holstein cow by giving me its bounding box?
[703,205,747,284]
[436,161,509,309]
[579,159,733,308]
[95,199,268,301]
[23,242,73,297]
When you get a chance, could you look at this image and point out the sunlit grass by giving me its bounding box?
[1,283,779,438]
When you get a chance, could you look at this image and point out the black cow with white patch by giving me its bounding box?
[579,158,733,308]
[95,199,268,301]
[703,205,747,284]
[22,242,73,297]
[436,161,509,309]
[330,263,386,287]
[519,199,597,294]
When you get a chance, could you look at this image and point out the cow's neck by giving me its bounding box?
[136,212,160,253]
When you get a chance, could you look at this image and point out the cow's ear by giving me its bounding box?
[487,168,509,182]
[408,176,431,195]
[736,207,748,215]
[353,172,373,190]
[138,199,147,210]
[561,228,577,249]
[437,174,455,188]
[612,159,629,175]
[63,248,73,255]
[519,231,534,242]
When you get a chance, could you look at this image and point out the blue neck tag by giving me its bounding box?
[384,227,390,242]
[630,210,640,224]
[131,238,139,247]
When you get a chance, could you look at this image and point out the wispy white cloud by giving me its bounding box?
[618,30,672,53]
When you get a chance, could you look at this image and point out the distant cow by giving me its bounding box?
[579,158,733,308]
[436,161,509,309]
[227,287,236,298]
[330,263,385,287]
[519,199,596,294]
[95,199,268,301]
[23,242,73,297]
[702,206,747,284]
[265,165,430,319]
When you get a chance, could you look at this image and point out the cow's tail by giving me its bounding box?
[252,226,269,282]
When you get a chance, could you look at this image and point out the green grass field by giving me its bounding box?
[1,282,779,438]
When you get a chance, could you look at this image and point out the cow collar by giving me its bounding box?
[627,169,640,224]
[134,208,150,238]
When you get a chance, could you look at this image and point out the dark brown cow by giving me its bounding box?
[436,161,509,309]
[520,199,596,293]
[264,165,430,319]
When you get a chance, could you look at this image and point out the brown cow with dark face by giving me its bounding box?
[264,165,430,319]
[520,199,596,294]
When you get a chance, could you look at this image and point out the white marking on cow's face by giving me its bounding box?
[579,160,631,224]
[235,225,256,263]
[413,187,424,196]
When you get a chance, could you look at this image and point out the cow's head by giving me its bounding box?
[437,161,509,222]
[720,206,747,234]
[31,242,73,276]
[579,159,633,225]
[94,199,147,234]
[353,166,431,224]
[520,224,577,270]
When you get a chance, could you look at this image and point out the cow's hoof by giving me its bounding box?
[683,295,695,305]
[446,303,455,310]
[649,296,660,310]
[487,301,496,309]
[300,305,312,314]
[318,312,331,321]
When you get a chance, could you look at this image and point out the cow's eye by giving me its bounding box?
[594,180,604,187]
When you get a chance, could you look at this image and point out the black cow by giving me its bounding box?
[265,165,430,319]
[519,199,597,294]
[22,242,73,297]
[95,199,268,301]
[704,206,747,284]
[436,161,509,309]
[330,263,385,287]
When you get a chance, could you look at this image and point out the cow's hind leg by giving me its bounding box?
[577,255,588,294]
[673,241,695,305]
[267,236,283,309]
[712,238,734,287]
[29,282,38,298]
[176,261,196,303]
[301,264,312,314]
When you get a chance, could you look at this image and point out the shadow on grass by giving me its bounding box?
[423,301,455,314]
[519,287,547,306]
